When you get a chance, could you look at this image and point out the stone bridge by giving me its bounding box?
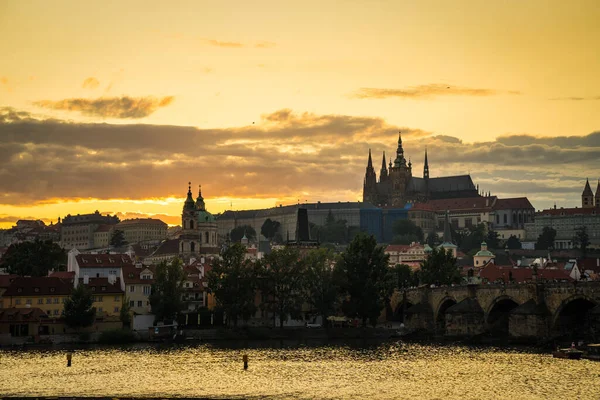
[388,282,600,339]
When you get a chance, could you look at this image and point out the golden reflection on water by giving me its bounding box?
[1,343,599,399]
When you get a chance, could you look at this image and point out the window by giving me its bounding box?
[54,309,59,315]
[37,298,43,304]
[503,214,507,224]
[114,307,119,313]
[50,287,55,293]
[98,307,103,313]
[15,299,21,305]
[143,286,151,295]
[114,296,120,302]
[129,300,135,307]
[137,301,143,307]
[26,299,32,305]
[97,296,103,302]
[53,298,59,304]
[101,286,106,291]
[129,285,135,293]
[34,287,40,293]
[46,298,52,304]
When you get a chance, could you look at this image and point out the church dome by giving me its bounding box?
[183,182,196,211]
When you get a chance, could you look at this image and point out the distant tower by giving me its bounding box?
[362,149,378,204]
[180,182,199,257]
[389,132,412,207]
[423,149,429,180]
[582,178,594,208]
[379,151,388,183]
[595,179,600,208]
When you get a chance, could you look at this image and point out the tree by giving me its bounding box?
[337,233,394,327]
[260,219,281,241]
[63,285,96,330]
[426,231,440,247]
[207,243,257,327]
[1,239,66,276]
[535,227,557,250]
[458,224,486,253]
[419,247,461,286]
[573,226,590,256]
[258,247,306,328]
[392,264,417,289]
[391,234,421,245]
[392,219,424,242]
[230,225,256,243]
[110,229,127,247]
[486,230,500,249]
[304,248,340,324]
[120,297,132,327]
[149,258,186,323]
[506,235,522,250]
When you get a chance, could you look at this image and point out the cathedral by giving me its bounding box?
[363,132,479,207]
[179,183,219,258]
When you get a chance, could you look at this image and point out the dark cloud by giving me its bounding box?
[350,84,520,99]
[82,77,100,89]
[0,108,597,211]
[32,96,175,119]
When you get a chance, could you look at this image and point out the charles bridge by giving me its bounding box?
[388,281,600,339]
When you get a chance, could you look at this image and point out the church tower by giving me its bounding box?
[582,178,594,208]
[180,182,200,257]
[595,179,600,208]
[389,132,412,207]
[362,149,378,203]
[379,151,388,183]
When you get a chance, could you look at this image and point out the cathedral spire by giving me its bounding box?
[367,148,373,168]
[394,131,406,167]
[380,151,388,182]
[424,148,429,179]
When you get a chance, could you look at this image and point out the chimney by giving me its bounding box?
[485,198,489,207]
[83,274,89,284]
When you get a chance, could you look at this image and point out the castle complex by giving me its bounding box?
[363,132,479,207]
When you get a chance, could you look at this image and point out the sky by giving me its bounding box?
[1,0,599,228]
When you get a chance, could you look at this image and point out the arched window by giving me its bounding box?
[205,232,209,243]
[191,242,195,252]
[190,220,194,230]
[181,242,184,252]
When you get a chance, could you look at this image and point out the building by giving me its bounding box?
[473,242,495,267]
[67,249,132,292]
[385,242,430,267]
[80,276,124,317]
[93,224,113,249]
[363,132,479,207]
[0,274,18,309]
[407,202,437,233]
[116,218,168,245]
[122,262,154,315]
[180,184,219,259]
[182,261,211,311]
[2,277,74,318]
[582,178,600,208]
[60,211,119,250]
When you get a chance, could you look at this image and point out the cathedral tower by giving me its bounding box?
[595,179,600,208]
[389,132,412,207]
[582,178,594,208]
[362,149,377,203]
[379,151,388,183]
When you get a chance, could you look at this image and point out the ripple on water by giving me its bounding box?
[1,343,599,399]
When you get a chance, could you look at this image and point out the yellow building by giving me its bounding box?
[122,264,154,315]
[80,277,124,317]
[2,277,73,318]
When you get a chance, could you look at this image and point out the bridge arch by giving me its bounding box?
[435,296,457,334]
[553,295,597,339]
[486,295,520,336]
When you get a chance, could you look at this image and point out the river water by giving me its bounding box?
[1,342,599,399]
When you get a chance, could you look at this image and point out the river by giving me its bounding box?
[1,341,599,399]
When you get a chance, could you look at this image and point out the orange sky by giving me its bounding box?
[1,0,599,228]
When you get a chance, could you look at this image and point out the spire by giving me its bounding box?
[381,151,387,170]
[394,131,406,167]
[379,151,388,182]
[196,184,206,210]
[596,179,600,195]
[367,148,373,168]
[443,209,452,243]
[583,178,593,196]
[184,181,195,210]
[423,148,429,179]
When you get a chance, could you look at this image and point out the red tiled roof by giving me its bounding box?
[0,307,48,322]
[76,253,134,268]
[118,218,167,226]
[79,277,123,294]
[122,264,155,284]
[0,274,18,288]
[409,202,435,212]
[150,239,180,256]
[579,258,600,273]
[426,196,497,212]
[4,277,73,296]
[94,224,113,233]
[494,197,534,210]
[537,207,599,216]
[479,265,572,283]
[385,243,423,252]
[48,271,76,280]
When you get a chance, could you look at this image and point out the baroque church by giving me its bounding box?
[363,132,479,207]
[179,183,219,258]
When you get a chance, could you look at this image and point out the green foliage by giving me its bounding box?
[573,226,590,255]
[207,243,257,326]
[392,219,424,242]
[419,247,461,286]
[1,239,66,276]
[391,234,421,245]
[258,247,306,328]
[260,219,281,240]
[426,231,440,247]
[486,230,500,249]
[506,235,522,250]
[230,225,256,243]
[120,297,132,327]
[63,285,96,330]
[310,210,359,244]
[457,223,486,253]
[303,248,341,323]
[337,233,394,327]
[110,229,127,247]
[392,264,418,289]
[535,227,557,250]
[98,329,136,344]
[149,258,186,323]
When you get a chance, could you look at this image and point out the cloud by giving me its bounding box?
[82,77,100,89]
[32,96,175,119]
[201,38,276,49]
[549,96,600,101]
[206,39,244,48]
[0,107,597,213]
[350,84,520,99]
[254,41,276,48]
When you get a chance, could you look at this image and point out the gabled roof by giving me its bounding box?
[4,277,73,296]
[0,274,18,288]
[79,277,123,294]
[122,264,155,284]
[0,307,48,322]
[494,197,534,210]
[48,271,76,280]
[149,239,180,256]
[76,253,134,268]
[117,218,167,227]
[426,196,496,212]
